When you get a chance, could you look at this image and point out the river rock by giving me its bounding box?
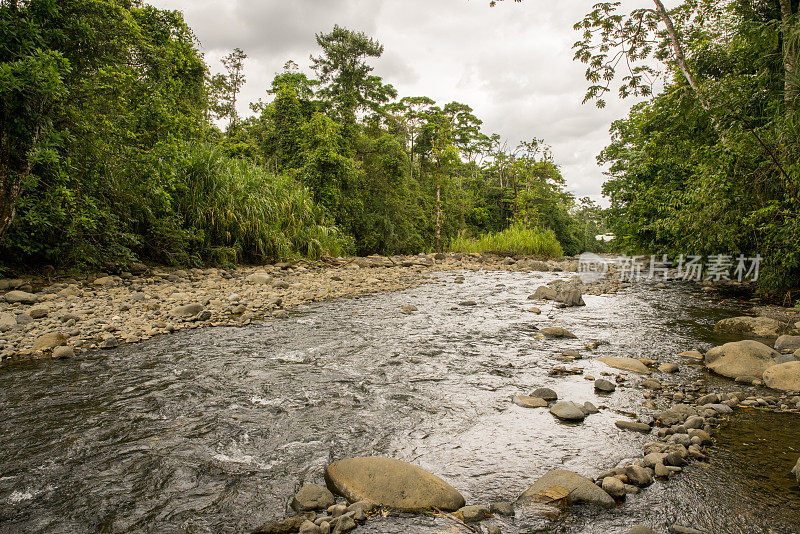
[669,525,707,534]
[775,335,800,353]
[763,361,800,392]
[4,290,37,304]
[705,340,780,379]
[582,401,599,414]
[659,363,679,373]
[597,356,651,374]
[549,401,587,421]
[459,300,477,306]
[696,393,718,405]
[171,303,204,317]
[655,404,697,426]
[324,457,465,511]
[594,378,616,392]
[457,504,490,523]
[792,457,800,486]
[100,334,118,349]
[601,476,625,498]
[715,316,785,337]
[298,520,319,534]
[679,350,704,360]
[531,387,558,401]
[93,276,118,287]
[291,484,336,512]
[0,312,15,331]
[253,512,316,534]
[624,465,653,487]
[52,346,74,359]
[489,501,514,516]
[775,354,800,364]
[540,326,576,338]
[513,395,548,408]
[684,416,704,429]
[628,526,659,534]
[615,421,651,433]
[641,378,662,389]
[531,286,557,300]
[688,429,712,444]
[401,305,417,314]
[32,332,67,351]
[556,286,585,307]
[246,272,273,284]
[330,513,356,533]
[518,469,614,507]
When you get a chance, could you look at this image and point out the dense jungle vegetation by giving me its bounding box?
[0,0,605,273]
[571,0,800,296]
[2,0,799,297]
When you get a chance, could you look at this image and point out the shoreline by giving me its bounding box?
[0,253,580,364]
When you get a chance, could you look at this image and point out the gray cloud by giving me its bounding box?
[151,0,652,203]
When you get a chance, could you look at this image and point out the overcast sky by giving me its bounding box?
[150,0,658,204]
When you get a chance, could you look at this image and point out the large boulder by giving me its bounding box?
[517,469,614,508]
[705,340,780,380]
[324,457,464,512]
[715,316,785,337]
[775,335,800,353]
[597,356,651,374]
[763,362,800,392]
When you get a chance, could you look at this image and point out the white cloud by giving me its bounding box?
[150,0,655,203]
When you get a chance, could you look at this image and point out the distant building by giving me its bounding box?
[594,233,616,242]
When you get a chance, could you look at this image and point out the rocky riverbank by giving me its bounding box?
[0,253,588,363]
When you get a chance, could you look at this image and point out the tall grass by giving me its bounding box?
[448,224,564,258]
[176,144,345,262]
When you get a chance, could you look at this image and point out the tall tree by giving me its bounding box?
[213,47,247,130]
[310,25,397,131]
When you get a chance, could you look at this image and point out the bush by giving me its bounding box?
[175,144,345,263]
[447,224,564,258]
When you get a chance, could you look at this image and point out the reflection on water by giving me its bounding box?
[0,271,797,533]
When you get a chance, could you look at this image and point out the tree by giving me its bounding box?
[386,96,435,183]
[0,46,69,238]
[310,25,397,131]
[212,47,247,130]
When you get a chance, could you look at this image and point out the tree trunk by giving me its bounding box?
[779,0,798,109]
[651,0,711,111]
[435,181,442,253]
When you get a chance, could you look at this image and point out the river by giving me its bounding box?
[1,270,798,533]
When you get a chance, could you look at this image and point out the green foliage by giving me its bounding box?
[598,0,800,296]
[174,144,344,263]
[448,224,564,258]
[0,5,600,273]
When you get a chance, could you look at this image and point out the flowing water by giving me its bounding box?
[1,270,798,534]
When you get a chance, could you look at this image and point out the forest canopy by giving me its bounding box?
[0,0,603,272]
